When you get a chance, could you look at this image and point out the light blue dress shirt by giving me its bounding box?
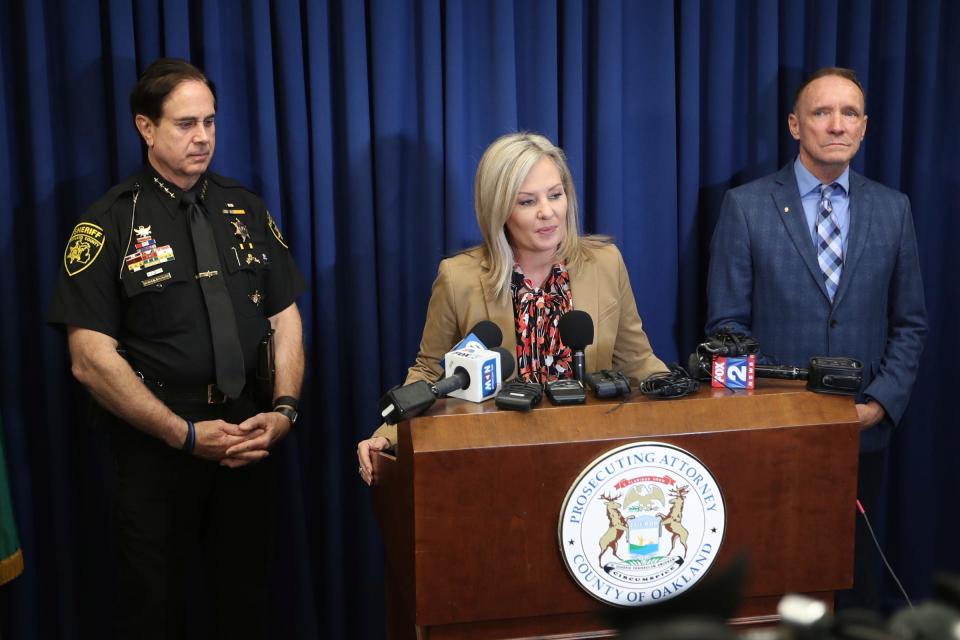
[794,157,851,256]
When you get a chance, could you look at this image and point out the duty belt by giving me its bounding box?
[139,374,229,405]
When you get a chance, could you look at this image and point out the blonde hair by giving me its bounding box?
[474,132,602,299]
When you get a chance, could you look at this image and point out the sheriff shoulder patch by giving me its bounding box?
[64,222,106,276]
[267,211,288,249]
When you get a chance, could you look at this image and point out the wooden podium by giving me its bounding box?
[370,380,860,639]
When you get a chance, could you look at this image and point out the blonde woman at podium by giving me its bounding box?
[357,132,667,485]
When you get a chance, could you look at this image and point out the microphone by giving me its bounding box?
[440,320,503,367]
[558,310,594,382]
[439,346,515,402]
[687,352,707,379]
[467,320,503,349]
[755,364,807,380]
[378,346,515,423]
[689,332,862,395]
[378,380,435,425]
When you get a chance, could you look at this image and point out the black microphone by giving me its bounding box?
[757,359,864,395]
[432,372,469,397]
[470,320,503,349]
[689,332,863,395]
[687,352,708,380]
[689,354,805,382]
[498,346,516,379]
[558,310,594,382]
[692,356,816,384]
[378,380,435,424]
[379,347,516,423]
[755,364,808,380]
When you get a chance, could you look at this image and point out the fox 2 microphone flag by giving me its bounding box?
[0,414,23,585]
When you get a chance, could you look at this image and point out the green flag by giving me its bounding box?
[0,415,23,585]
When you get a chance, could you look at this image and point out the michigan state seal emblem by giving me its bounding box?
[558,442,726,606]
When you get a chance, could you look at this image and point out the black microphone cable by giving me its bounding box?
[605,386,635,414]
[639,364,700,399]
[856,498,914,609]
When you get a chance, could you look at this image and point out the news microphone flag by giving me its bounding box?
[440,332,487,369]
[0,414,23,585]
[711,355,756,390]
[439,320,502,368]
[444,348,502,403]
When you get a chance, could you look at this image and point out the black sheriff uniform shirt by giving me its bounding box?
[48,167,306,385]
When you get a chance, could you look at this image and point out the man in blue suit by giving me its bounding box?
[706,67,927,610]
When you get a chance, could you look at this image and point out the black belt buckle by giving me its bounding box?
[207,384,227,404]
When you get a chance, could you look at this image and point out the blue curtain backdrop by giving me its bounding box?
[0,0,957,637]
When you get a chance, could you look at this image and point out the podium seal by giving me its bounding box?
[558,442,726,606]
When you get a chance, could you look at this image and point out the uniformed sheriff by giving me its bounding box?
[48,58,305,639]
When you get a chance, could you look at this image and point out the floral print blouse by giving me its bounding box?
[511,263,574,383]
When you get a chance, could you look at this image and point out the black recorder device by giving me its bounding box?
[545,379,587,405]
[586,370,631,398]
[495,381,544,411]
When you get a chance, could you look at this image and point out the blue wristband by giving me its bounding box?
[181,420,196,454]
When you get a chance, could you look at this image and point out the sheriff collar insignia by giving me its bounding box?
[152,176,176,199]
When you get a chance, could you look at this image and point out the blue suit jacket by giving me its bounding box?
[706,163,927,451]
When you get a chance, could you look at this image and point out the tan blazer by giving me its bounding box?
[373,242,667,444]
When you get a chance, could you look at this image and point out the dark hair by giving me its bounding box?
[792,67,866,112]
[129,58,217,122]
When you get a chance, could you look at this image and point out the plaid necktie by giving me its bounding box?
[816,183,843,302]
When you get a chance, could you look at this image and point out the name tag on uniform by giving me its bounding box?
[141,272,172,288]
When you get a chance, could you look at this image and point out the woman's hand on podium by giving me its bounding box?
[357,436,391,486]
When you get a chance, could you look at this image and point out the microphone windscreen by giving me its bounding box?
[688,353,706,379]
[470,320,503,348]
[558,310,594,349]
[493,346,516,380]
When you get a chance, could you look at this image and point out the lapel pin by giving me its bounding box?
[783,206,790,213]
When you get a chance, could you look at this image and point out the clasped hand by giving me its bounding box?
[192,411,292,468]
